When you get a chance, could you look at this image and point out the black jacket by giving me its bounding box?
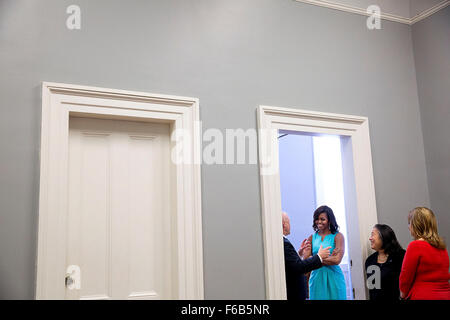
[365,249,406,301]
[283,237,322,300]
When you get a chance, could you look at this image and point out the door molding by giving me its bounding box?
[257,105,378,300]
[36,82,203,299]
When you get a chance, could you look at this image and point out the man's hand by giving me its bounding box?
[318,245,332,260]
[298,239,311,258]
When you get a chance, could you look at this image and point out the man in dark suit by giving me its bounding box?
[282,212,331,300]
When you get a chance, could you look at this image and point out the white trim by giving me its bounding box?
[36,82,204,300]
[294,0,410,24]
[294,0,450,25]
[257,105,378,300]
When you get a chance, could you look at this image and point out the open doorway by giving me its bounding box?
[278,131,354,300]
[257,105,378,300]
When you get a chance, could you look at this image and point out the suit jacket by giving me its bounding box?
[283,237,322,300]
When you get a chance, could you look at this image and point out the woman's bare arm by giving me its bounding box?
[322,233,345,266]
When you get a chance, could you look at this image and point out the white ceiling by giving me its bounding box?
[410,0,444,17]
[295,0,450,24]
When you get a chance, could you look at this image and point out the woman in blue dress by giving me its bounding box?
[304,205,347,300]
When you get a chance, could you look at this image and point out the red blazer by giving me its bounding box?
[399,240,450,300]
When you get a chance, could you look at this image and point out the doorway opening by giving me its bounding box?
[278,131,354,300]
[257,105,378,300]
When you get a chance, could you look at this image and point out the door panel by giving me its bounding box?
[67,117,172,300]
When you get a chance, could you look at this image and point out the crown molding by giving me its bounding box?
[294,0,410,24]
[294,0,450,25]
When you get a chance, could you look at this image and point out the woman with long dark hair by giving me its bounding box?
[365,224,405,300]
[303,205,347,300]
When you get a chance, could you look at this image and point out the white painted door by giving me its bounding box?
[66,117,173,300]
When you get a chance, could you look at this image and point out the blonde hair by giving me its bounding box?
[408,207,446,249]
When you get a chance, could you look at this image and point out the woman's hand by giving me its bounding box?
[298,238,312,259]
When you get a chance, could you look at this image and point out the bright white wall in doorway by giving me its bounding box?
[313,136,349,259]
[312,135,353,300]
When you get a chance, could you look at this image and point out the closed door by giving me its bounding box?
[66,117,174,300]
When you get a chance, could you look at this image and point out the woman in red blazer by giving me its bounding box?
[399,207,450,300]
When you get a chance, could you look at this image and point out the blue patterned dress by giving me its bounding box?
[308,232,347,300]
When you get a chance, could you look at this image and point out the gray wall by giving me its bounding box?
[0,0,431,299]
[412,6,450,245]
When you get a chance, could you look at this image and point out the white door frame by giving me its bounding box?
[36,82,204,299]
[257,105,378,300]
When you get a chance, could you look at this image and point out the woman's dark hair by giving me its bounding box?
[313,205,340,234]
[373,224,404,255]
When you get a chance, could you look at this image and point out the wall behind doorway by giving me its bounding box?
[279,133,316,250]
[0,0,431,299]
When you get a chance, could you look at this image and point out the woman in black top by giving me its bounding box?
[365,224,406,301]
